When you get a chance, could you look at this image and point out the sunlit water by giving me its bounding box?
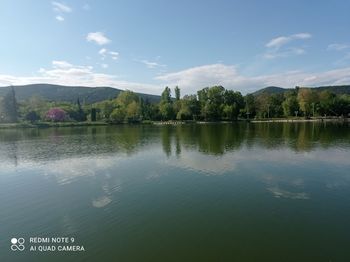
[0,122,349,261]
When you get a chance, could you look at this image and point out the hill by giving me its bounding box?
[1,84,349,104]
[0,84,161,104]
[252,85,350,96]
[307,85,350,94]
[252,86,290,96]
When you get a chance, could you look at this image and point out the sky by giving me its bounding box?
[1,0,350,95]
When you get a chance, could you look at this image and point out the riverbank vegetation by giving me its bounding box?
[0,85,349,125]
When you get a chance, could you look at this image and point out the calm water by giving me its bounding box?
[0,122,349,262]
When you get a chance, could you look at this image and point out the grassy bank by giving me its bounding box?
[251,117,349,123]
[0,117,348,129]
[0,121,109,129]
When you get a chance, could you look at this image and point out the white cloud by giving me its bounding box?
[262,33,312,59]
[266,33,311,49]
[52,1,72,22]
[138,59,166,69]
[109,51,119,60]
[98,48,107,55]
[86,32,111,45]
[155,64,240,89]
[264,33,311,59]
[52,1,72,13]
[98,48,107,60]
[263,47,305,59]
[55,15,64,21]
[101,63,108,68]
[52,60,73,68]
[327,43,350,51]
[98,49,118,61]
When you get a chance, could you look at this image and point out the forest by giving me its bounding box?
[0,85,349,124]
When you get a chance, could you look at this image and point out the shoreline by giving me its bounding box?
[251,118,349,123]
[0,118,348,129]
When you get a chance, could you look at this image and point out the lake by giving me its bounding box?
[0,122,349,262]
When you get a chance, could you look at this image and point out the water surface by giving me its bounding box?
[0,122,349,261]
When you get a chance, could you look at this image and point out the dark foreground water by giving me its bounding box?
[0,122,349,262]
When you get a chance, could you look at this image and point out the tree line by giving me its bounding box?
[0,85,349,123]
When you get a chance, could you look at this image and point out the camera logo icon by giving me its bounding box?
[10,238,25,251]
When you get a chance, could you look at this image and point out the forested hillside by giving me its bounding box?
[0,84,161,103]
[0,84,349,123]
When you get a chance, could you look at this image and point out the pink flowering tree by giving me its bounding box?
[46,108,67,122]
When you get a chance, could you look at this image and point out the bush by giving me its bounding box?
[46,108,67,122]
[25,111,40,123]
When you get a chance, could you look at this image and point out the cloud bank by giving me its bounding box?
[1,62,350,95]
[0,60,162,94]
[155,64,350,94]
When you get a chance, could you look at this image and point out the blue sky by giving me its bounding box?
[1,0,350,95]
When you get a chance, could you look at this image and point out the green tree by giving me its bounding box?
[76,98,86,121]
[176,95,199,120]
[173,86,181,118]
[25,111,40,123]
[109,90,141,122]
[126,101,140,122]
[244,94,256,119]
[0,87,18,123]
[116,90,139,106]
[99,100,115,120]
[282,91,299,117]
[269,93,284,117]
[318,90,336,116]
[91,108,97,122]
[161,86,172,103]
[159,86,174,120]
[68,98,86,121]
[110,107,126,123]
[159,101,174,120]
[333,94,350,116]
[184,95,200,120]
[174,86,180,101]
[199,86,225,120]
[223,90,244,120]
[297,88,318,117]
[25,95,48,118]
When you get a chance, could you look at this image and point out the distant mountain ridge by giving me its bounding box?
[252,86,289,96]
[0,84,162,104]
[0,84,349,103]
[252,85,350,96]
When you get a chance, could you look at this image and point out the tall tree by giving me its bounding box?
[161,86,172,103]
[74,98,86,121]
[0,87,18,123]
[159,86,174,120]
[223,90,244,120]
[199,86,225,120]
[174,86,180,101]
[297,88,318,117]
[282,91,299,117]
[318,90,336,116]
[111,90,141,122]
[244,94,256,119]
